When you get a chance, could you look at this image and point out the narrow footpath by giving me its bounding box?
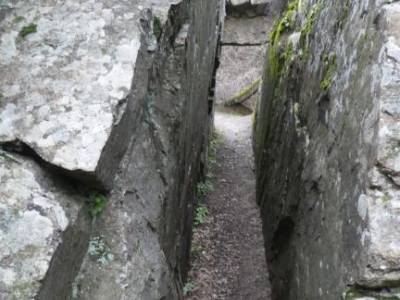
[186,109,270,300]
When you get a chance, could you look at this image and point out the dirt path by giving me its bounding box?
[185,109,270,300]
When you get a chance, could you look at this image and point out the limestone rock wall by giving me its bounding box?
[0,0,223,299]
[254,0,400,299]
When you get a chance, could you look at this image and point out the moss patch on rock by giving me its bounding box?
[18,23,37,38]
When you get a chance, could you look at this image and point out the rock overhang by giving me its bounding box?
[0,0,179,188]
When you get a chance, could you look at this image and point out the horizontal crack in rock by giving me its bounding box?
[0,140,106,190]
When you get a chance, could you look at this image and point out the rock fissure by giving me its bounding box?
[0,0,224,299]
[2,0,400,299]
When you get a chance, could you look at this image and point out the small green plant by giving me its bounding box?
[183,281,197,296]
[194,204,208,227]
[196,180,213,197]
[88,193,108,218]
[19,23,37,38]
[153,16,162,40]
[320,54,337,91]
[208,132,220,164]
[190,242,203,258]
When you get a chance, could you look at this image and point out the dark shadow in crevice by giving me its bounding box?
[271,216,295,259]
[0,140,106,191]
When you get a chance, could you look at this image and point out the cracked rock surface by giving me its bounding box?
[0,0,178,187]
[0,0,224,298]
[0,152,90,300]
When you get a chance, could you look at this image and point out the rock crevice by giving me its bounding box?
[0,0,224,299]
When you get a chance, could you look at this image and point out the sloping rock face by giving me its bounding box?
[254,0,400,299]
[0,0,223,299]
[0,152,90,300]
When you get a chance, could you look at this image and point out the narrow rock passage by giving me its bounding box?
[186,108,270,300]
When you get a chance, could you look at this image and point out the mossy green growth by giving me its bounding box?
[194,204,208,227]
[225,78,261,106]
[207,131,220,175]
[183,281,197,296]
[299,1,324,56]
[190,242,203,258]
[337,0,351,30]
[301,1,323,37]
[343,288,400,300]
[269,0,299,47]
[268,0,299,80]
[19,23,37,38]
[88,193,108,218]
[153,16,162,41]
[196,180,213,197]
[320,54,337,91]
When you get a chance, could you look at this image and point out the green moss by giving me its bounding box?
[269,0,299,45]
[299,1,324,57]
[255,0,300,161]
[268,0,299,80]
[343,287,400,300]
[196,180,213,197]
[190,242,203,258]
[88,193,108,218]
[320,54,337,91]
[337,0,351,30]
[194,204,208,227]
[183,281,197,296]
[225,78,261,106]
[153,16,162,41]
[18,23,37,38]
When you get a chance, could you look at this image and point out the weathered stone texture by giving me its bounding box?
[0,0,223,299]
[254,0,400,299]
[0,0,181,188]
[0,152,90,300]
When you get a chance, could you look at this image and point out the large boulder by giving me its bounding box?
[0,152,90,299]
[0,0,224,298]
[0,0,182,188]
[254,0,400,299]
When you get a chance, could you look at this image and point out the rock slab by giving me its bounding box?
[254,0,400,299]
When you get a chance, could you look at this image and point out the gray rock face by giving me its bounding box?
[0,152,90,300]
[0,0,223,299]
[0,0,179,188]
[254,0,400,299]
